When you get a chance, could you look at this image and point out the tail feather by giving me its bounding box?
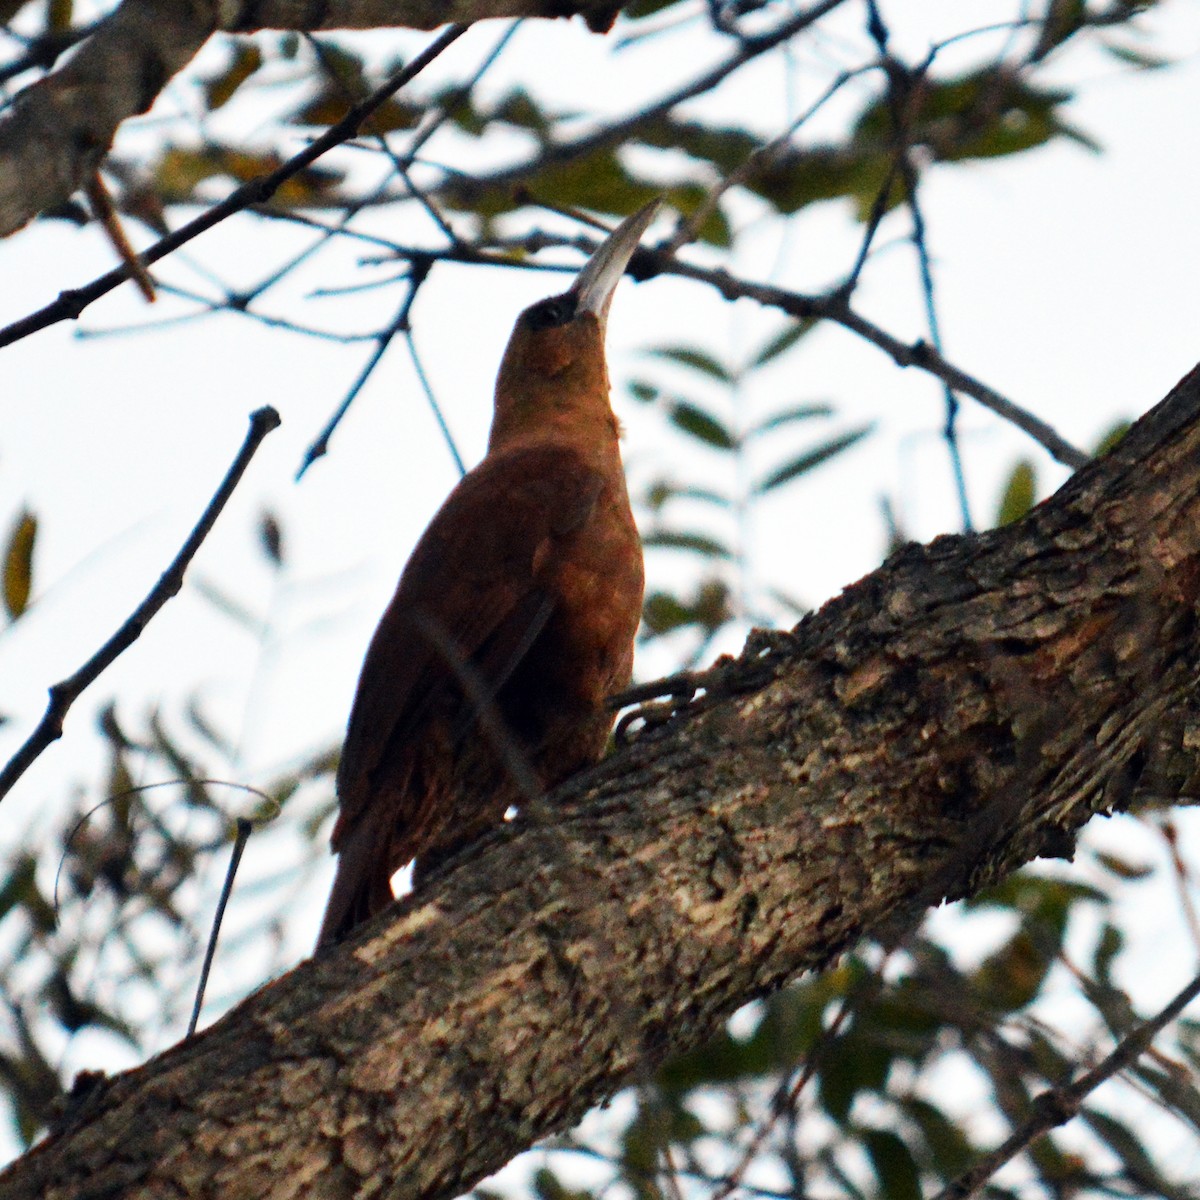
[316,810,395,948]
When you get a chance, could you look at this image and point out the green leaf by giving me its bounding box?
[149,712,215,811]
[973,932,1051,1013]
[153,145,342,206]
[185,698,235,756]
[291,89,421,133]
[1082,1109,1177,1193]
[532,1167,596,1200]
[643,480,730,511]
[619,1097,703,1200]
[967,874,1107,914]
[1104,43,1172,71]
[636,115,762,176]
[642,530,731,559]
[492,88,555,137]
[1092,922,1124,986]
[750,318,818,367]
[259,510,284,567]
[628,379,659,403]
[192,576,262,632]
[660,184,733,247]
[1092,849,1152,880]
[44,970,137,1043]
[819,1030,892,1123]
[1093,419,1131,457]
[901,1098,975,1178]
[3,508,36,619]
[668,401,735,449]
[0,854,54,930]
[996,459,1036,526]
[1029,0,1086,60]
[660,977,848,1095]
[746,403,833,439]
[646,345,732,382]
[47,0,73,30]
[854,69,1099,164]
[203,44,263,111]
[970,876,1107,1011]
[306,40,367,91]
[642,580,731,637]
[623,0,690,18]
[863,1128,922,1200]
[429,87,488,137]
[755,426,872,494]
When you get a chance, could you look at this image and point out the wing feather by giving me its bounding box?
[333,444,605,842]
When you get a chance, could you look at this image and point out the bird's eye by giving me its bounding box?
[526,295,576,330]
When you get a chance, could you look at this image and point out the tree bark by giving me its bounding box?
[0,0,625,237]
[5,364,1200,1200]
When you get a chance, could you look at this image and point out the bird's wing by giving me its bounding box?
[333,444,606,841]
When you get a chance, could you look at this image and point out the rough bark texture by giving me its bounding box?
[5,364,1200,1200]
[0,0,623,237]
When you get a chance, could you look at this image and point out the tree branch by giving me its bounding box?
[0,405,281,806]
[0,25,468,348]
[934,966,1200,1200]
[5,362,1200,1200]
[656,254,1090,470]
[0,0,624,237]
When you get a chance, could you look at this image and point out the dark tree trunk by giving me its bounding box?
[6,366,1200,1200]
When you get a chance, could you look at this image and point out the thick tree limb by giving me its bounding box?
[5,365,1200,1200]
[0,0,621,237]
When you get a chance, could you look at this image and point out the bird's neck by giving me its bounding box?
[488,365,620,459]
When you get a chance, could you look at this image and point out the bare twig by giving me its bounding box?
[296,258,433,479]
[0,406,281,805]
[1159,818,1200,959]
[659,257,1090,470]
[188,817,253,1038]
[661,65,864,255]
[83,170,157,303]
[931,967,1200,1200]
[709,956,890,1200]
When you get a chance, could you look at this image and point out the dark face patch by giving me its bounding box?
[524,293,578,331]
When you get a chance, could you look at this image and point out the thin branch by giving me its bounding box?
[296,262,431,478]
[871,33,974,530]
[0,24,468,350]
[661,64,864,256]
[83,169,157,303]
[0,406,281,805]
[932,967,1200,1200]
[188,816,252,1038]
[660,255,1090,470]
[404,326,468,477]
[455,0,849,190]
[403,19,521,162]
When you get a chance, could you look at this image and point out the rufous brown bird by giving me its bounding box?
[317,201,659,947]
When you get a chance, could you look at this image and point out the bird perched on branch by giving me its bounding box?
[317,201,659,948]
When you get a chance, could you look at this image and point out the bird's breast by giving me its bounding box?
[534,476,644,708]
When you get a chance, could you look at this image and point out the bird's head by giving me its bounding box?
[491,200,661,449]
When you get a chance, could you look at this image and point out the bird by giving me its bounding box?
[317,201,659,948]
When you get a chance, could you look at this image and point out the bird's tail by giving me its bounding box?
[316,811,395,949]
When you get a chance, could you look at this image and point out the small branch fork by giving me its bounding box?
[0,13,1089,471]
[0,23,468,350]
[932,967,1200,1200]
[0,406,281,806]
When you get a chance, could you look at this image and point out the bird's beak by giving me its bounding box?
[571,199,662,324]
